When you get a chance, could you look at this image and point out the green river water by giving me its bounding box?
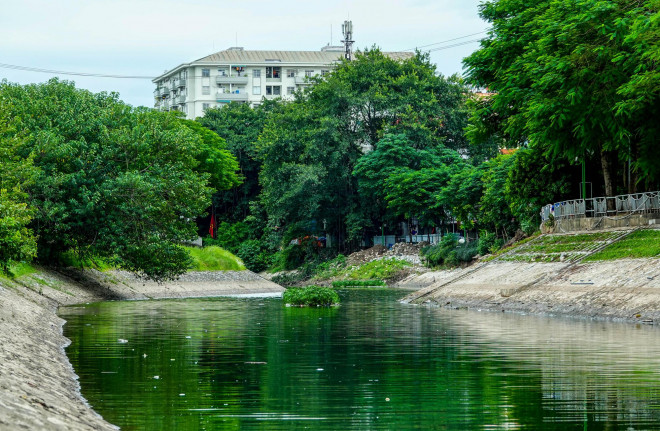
[60,289,660,430]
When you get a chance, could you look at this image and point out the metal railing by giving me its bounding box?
[541,191,660,222]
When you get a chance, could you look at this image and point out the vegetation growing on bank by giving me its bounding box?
[332,280,386,288]
[185,246,246,271]
[283,285,340,307]
[584,230,660,261]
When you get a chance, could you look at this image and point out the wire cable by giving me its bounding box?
[402,30,488,52]
[0,62,154,79]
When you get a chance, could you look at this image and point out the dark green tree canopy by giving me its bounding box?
[0,79,238,280]
[464,0,660,194]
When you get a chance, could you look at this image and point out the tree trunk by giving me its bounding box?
[600,148,617,211]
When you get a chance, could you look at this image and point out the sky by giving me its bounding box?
[0,0,488,108]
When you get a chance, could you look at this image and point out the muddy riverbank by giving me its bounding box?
[0,267,283,430]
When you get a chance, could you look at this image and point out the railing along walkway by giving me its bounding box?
[541,191,660,222]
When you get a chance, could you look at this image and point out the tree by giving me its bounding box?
[0,79,222,281]
[258,50,470,251]
[196,101,277,220]
[0,109,37,271]
[464,0,659,197]
[505,146,574,233]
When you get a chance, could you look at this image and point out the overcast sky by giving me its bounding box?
[0,0,488,108]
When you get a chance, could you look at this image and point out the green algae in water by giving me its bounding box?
[61,290,660,430]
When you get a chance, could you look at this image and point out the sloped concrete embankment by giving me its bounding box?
[0,268,283,431]
[402,259,660,323]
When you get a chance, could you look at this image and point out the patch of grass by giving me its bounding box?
[312,254,348,280]
[332,279,386,288]
[346,258,411,280]
[185,246,246,271]
[283,285,340,307]
[583,230,660,261]
[5,262,37,278]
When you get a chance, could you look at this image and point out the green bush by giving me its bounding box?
[236,240,272,272]
[283,285,340,307]
[332,279,386,288]
[203,221,251,254]
[478,231,497,255]
[422,234,479,267]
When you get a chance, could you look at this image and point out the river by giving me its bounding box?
[60,289,660,430]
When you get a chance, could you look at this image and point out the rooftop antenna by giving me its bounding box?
[341,20,354,61]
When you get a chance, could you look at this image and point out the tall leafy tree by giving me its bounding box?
[0,108,37,271]
[258,50,470,250]
[464,0,659,196]
[196,101,277,220]
[0,79,229,280]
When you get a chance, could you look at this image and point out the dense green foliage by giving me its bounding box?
[0,112,37,271]
[464,0,660,194]
[421,235,480,267]
[0,79,239,280]
[282,285,340,307]
[257,50,470,251]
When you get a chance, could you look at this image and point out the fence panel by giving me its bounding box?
[541,190,660,221]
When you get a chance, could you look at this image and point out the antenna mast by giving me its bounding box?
[341,20,354,61]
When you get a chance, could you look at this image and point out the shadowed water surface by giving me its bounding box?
[60,289,660,430]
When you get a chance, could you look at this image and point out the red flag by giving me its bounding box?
[209,213,216,238]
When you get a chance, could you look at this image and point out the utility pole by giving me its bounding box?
[341,20,354,61]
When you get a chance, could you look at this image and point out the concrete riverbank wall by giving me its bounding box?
[0,267,283,430]
[401,258,660,323]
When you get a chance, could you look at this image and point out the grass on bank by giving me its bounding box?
[346,258,411,280]
[583,229,660,261]
[332,279,386,288]
[185,246,245,271]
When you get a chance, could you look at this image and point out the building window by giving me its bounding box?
[266,66,281,79]
[305,70,314,77]
[321,69,329,76]
[266,85,281,96]
[202,68,210,77]
[202,103,210,111]
[253,69,261,78]
[287,86,295,95]
[253,86,261,95]
[202,86,210,95]
[286,69,296,78]
[218,67,228,77]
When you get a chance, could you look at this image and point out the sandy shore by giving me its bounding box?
[0,267,283,431]
[401,258,660,323]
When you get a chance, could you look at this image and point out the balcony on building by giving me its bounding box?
[178,94,186,104]
[294,76,310,85]
[161,87,170,97]
[216,90,248,102]
[178,79,186,88]
[215,75,248,85]
[170,80,178,90]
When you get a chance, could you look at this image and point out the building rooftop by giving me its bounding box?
[194,47,415,64]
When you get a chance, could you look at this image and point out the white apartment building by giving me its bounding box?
[153,46,413,119]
